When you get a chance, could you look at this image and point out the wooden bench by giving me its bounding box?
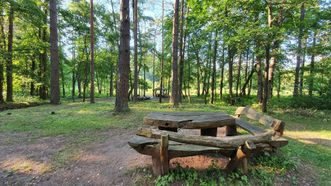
[128,108,288,175]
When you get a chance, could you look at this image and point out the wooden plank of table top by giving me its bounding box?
[144,112,235,129]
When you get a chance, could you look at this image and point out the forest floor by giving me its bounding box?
[0,98,330,185]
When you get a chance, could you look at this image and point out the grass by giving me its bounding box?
[0,96,331,185]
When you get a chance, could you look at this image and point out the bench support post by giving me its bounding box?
[152,135,169,175]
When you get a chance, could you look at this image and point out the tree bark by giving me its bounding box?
[90,0,95,103]
[262,46,270,113]
[159,0,165,103]
[308,31,316,96]
[0,0,4,103]
[50,0,60,104]
[256,56,263,103]
[170,0,180,108]
[293,2,305,97]
[220,45,225,99]
[178,0,185,102]
[211,32,218,104]
[6,5,14,102]
[39,7,48,100]
[115,0,130,112]
[299,38,306,96]
[133,0,138,102]
[235,53,242,97]
[30,58,36,96]
[228,47,234,101]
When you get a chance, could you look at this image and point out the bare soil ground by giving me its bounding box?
[0,127,323,186]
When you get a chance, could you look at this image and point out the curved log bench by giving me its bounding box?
[129,108,288,175]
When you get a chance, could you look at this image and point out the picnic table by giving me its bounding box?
[129,107,288,175]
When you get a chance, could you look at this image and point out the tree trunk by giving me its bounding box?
[256,56,263,103]
[159,0,165,103]
[133,0,138,102]
[262,46,270,113]
[293,3,305,97]
[170,0,180,108]
[90,0,95,103]
[83,35,89,102]
[50,0,60,104]
[211,32,218,104]
[228,47,234,101]
[220,45,225,99]
[178,0,185,102]
[109,63,114,96]
[243,50,249,96]
[236,53,242,97]
[6,5,14,102]
[277,70,281,98]
[30,58,36,96]
[299,38,306,96]
[72,69,75,101]
[115,0,130,112]
[0,1,4,103]
[39,13,48,100]
[248,52,254,96]
[308,31,316,96]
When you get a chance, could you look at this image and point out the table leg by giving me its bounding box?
[201,128,217,136]
[225,125,237,136]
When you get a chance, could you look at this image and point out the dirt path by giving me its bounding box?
[0,129,150,186]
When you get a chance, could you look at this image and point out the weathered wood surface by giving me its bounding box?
[128,135,236,158]
[137,128,273,149]
[234,107,285,136]
[144,112,235,129]
[235,118,266,135]
[226,141,256,174]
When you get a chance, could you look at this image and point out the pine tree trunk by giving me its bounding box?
[228,47,234,101]
[72,71,75,102]
[159,0,165,103]
[115,0,130,112]
[211,32,218,104]
[6,5,14,102]
[293,3,305,97]
[0,0,4,103]
[170,0,180,108]
[248,52,254,96]
[178,0,185,102]
[50,0,60,104]
[220,45,225,99]
[256,56,263,103]
[308,31,316,96]
[299,38,306,96]
[109,63,114,97]
[30,59,36,96]
[90,0,95,103]
[235,53,242,97]
[262,46,270,113]
[133,0,138,102]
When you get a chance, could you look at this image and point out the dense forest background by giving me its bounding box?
[0,0,330,112]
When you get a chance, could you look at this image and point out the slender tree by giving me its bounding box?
[50,0,60,104]
[90,0,95,103]
[170,0,180,107]
[115,0,130,112]
[293,2,305,97]
[133,0,138,102]
[6,4,14,102]
[159,0,164,103]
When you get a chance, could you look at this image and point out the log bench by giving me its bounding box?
[128,107,288,175]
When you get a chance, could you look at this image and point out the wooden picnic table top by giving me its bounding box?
[143,112,236,129]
